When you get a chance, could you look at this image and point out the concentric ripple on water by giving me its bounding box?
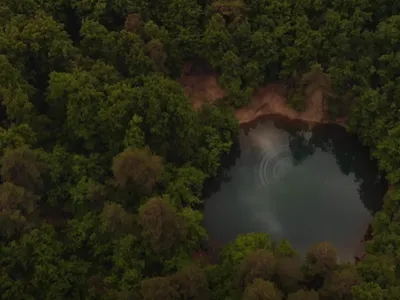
[258,143,293,190]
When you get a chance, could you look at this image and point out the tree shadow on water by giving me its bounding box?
[288,131,316,165]
[310,124,388,214]
[270,116,316,165]
[267,118,387,214]
[202,116,388,214]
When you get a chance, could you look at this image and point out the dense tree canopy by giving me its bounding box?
[0,0,399,299]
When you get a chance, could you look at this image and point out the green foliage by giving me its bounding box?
[351,282,386,300]
[112,147,163,192]
[320,264,361,299]
[237,249,277,288]
[221,233,273,265]
[243,279,283,300]
[165,165,206,207]
[275,239,297,258]
[171,264,210,299]
[1,147,47,192]
[288,90,308,112]
[304,242,338,278]
[0,55,36,124]
[0,224,91,299]
[0,124,37,157]
[0,1,399,299]
[139,197,185,254]
[287,289,319,300]
[179,207,208,250]
[275,257,303,293]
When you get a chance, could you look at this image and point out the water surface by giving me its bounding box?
[204,116,387,260]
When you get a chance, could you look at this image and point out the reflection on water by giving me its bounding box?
[204,116,387,260]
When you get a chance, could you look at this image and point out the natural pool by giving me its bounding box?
[204,116,387,260]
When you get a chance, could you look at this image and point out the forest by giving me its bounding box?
[0,0,399,299]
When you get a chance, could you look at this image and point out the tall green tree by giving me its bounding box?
[139,197,184,254]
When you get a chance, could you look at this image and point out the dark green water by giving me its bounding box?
[204,116,387,260]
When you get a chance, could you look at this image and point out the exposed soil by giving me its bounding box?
[179,67,382,264]
[179,68,346,126]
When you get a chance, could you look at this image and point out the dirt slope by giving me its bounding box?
[179,72,346,126]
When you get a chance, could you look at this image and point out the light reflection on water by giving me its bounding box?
[204,117,387,260]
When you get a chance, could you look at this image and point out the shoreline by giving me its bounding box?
[181,73,384,263]
[234,84,347,128]
[179,73,347,128]
[237,112,347,129]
